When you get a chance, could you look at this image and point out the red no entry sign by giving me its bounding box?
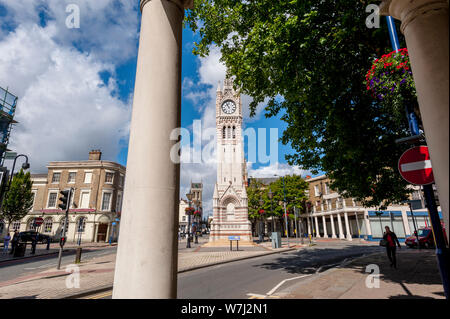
[34,217,44,226]
[398,146,434,185]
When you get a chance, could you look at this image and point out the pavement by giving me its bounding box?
[272,248,446,299]
[0,237,445,299]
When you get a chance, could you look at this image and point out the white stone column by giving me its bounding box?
[314,216,321,238]
[401,208,412,236]
[113,0,193,299]
[364,210,373,240]
[307,216,311,235]
[322,215,328,238]
[337,213,345,239]
[381,0,449,241]
[330,214,337,238]
[344,212,352,241]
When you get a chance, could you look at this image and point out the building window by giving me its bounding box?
[30,192,36,211]
[105,172,114,184]
[43,218,53,233]
[27,218,37,231]
[68,172,76,183]
[232,126,236,139]
[314,185,320,197]
[182,216,186,222]
[119,174,125,187]
[12,221,21,231]
[325,182,330,195]
[77,217,87,233]
[222,126,226,139]
[116,192,123,212]
[47,192,58,208]
[84,172,92,184]
[79,191,90,209]
[101,192,112,211]
[52,172,61,183]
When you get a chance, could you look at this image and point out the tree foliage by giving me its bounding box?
[247,175,308,223]
[186,0,417,208]
[1,169,34,229]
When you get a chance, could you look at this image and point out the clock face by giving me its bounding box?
[221,100,236,114]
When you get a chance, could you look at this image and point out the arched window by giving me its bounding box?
[43,217,53,233]
[227,126,231,139]
[222,126,226,139]
[27,218,37,231]
[232,126,236,139]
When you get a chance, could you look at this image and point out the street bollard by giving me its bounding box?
[75,247,82,264]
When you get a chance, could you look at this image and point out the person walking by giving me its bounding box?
[3,233,11,254]
[10,231,19,255]
[31,233,37,255]
[383,226,401,269]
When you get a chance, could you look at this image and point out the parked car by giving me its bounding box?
[405,225,447,248]
[18,231,51,244]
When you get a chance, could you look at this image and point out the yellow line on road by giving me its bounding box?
[83,290,112,299]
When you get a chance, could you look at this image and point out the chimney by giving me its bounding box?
[89,150,102,161]
[305,175,312,180]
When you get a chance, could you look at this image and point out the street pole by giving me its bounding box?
[408,202,420,246]
[386,15,449,298]
[294,206,299,246]
[423,184,449,298]
[282,177,289,248]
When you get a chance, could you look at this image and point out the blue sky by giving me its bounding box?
[0,1,312,215]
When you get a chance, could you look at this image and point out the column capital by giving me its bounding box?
[140,0,194,12]
[380,0,448,34]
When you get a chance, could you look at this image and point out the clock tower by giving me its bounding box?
[208,77,252,245]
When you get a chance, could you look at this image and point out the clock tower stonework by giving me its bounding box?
[207,77,253,245]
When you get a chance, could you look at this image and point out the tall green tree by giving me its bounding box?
[247,175,308,231]
[1,169,34,231]
[186,0,416,209]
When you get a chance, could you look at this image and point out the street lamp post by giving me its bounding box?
[268,189,274,233]
[258,198,264,243]
[186,193,193,249]
[8,154,30,190]
[194,200,199,244]
[275,174,289,248]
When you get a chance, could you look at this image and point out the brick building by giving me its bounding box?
[2,150,125,243]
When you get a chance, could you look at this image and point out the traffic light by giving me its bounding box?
[60,236,66,248]
[58,189,72,211]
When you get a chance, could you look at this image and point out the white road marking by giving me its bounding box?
[401,160,432,172]
[266,275,311,296]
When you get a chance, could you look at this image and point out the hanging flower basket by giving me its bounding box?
[365,48,416,102]
[185,207,195,215]
[258,209,265,215]
[194,210,202,216]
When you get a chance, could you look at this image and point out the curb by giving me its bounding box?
[62,248,298,299]
[0,250,73,265]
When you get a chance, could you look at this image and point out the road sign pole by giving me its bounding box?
[422,184,449,299]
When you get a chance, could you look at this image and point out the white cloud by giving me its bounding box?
[0,10,133,172]
[0,0,140,64]
[248,162,311,179]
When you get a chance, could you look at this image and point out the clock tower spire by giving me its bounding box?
[206,76,252,246]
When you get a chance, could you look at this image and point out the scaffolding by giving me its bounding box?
[0,86,18,165]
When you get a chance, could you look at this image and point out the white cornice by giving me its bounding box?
[140,0,194,12]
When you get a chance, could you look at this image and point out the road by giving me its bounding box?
[0,246,117,282]
[178,241,383,299]
[82,241,383,299]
